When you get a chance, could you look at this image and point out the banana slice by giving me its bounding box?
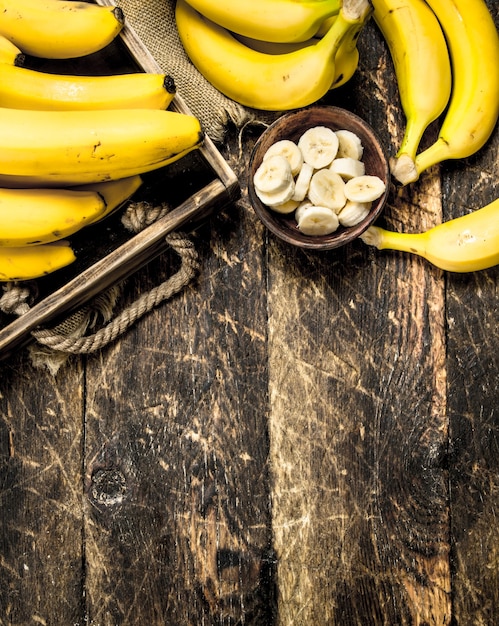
[297,205,339,236]
[338,200,372,227]
[344,175,386,203]
[294,200,314,224]
[308,169,347,212]
[335,129,364,160]
[263,139,303,176]
[253,154,293,193]
[330,156,365,180]
[298,126,339,169]
[292,162,314,202]
[270,197,300,214]
[254,177,295,207]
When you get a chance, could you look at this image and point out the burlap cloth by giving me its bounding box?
[0,0,284,371]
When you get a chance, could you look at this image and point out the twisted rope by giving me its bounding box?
[31,232,198,354]
[0,201,200,369]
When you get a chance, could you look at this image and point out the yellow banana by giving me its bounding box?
[176,0,372,111]
[329,16,362,89]
[0,241,76,282]
[392,0,499,185]
[180,0,341,43]
[0,63,176,111]
[74,176,143,226]
[372,0,452,169]
[0,176,142,247]
[0,107,204,187]
[234,22,360,90]
[0,34,24,65]
[0,0,124,59]
[360,197,499,272]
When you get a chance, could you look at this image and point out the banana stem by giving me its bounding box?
[360,225,428,255]
[414,138,451,178]
[342,0,372,21]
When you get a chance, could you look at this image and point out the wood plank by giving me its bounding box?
[81,176,275,624]
[444,30,499,617]
[265,20,451,625]
[0,352,84,624]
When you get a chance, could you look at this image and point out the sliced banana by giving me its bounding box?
[330,156,365,180]
[335,129,364,160]
[270,197,300,214]
[338,200,372,227]
[294,200,314,224]
[292,162,314,202]
[297,205,339,236]
[263,139,303,176]
[344,175,386,203]
[253,154,293,194]
[297,126,339,169]
[308,169,347,212]
[254,177,295,207]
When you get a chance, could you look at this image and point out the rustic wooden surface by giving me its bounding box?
[0,4,498,625]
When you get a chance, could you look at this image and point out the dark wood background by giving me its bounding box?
[1,2,498,624]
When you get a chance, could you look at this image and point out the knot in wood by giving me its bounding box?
[90,468,127,507]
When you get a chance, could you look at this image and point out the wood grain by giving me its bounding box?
[0,2,498,625]
[0,353,85,625]
[81,190,274,624]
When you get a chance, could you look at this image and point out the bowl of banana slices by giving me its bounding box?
[248,105,390,250]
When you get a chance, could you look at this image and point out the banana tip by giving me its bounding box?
[390,154,418,186]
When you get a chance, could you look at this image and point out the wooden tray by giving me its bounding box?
[0,2,240,360]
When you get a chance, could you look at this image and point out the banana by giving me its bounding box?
[176,0,372,111]
[292,163,315,202]
[335,129,364,160]
[297,205,340,236]
[180,0,341,43]
[329,32,361,90]
[0,176,141,246]
[344,175,386,203]
[0,241,76,281]
[254,178,296,208]
[254,155,294,194]
[263,140,304,176]
[0,64,176,111]
[267,198,300,215]
[308,169,347,212]
[330,156,366,179]
[372,0,452,170]
[391,0,499,185]
[0,0,124,59]
[75,176,143,225]
[0,34,24,65]
[234,26,361,91]
[298,126,340,169]
[295,201,314,224]
[360,197,499,272]
[0,107,204,187]
[337,199,371,226]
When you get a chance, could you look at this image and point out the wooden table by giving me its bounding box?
[1,4,498,624]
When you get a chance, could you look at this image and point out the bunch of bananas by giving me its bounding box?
[0,0,204,282]
[372,0,499,184]
[175,0,374,111]
[359,0,499,272]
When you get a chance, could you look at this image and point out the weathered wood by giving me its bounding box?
[445,79,499,623]
[0,353,85,625]
[0,2,498,625]
[81,182,274,624]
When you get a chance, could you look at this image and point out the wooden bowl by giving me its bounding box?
[248,106,390,250]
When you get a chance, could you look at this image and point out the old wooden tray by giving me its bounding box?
[0,2,240,360]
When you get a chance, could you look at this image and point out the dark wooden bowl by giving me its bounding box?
[248,106,390,250]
